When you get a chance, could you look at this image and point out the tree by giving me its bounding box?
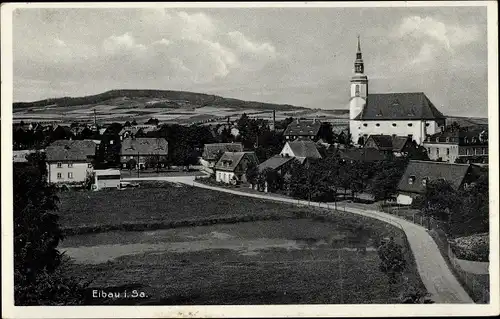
[83,171,95,190]
[261,168,283,192]
[245,161,259,187]
[368,159,407,202]
[412,179,461,223]
[127,158,137,170]
[318,122,335,144]
[14,153,87,305]
[131,119,137,126]
[377,238,407,283]
[405,141,430,161]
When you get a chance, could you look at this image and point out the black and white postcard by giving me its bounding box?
[1,1,498,318]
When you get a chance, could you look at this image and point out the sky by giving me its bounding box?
[12,5,489,117]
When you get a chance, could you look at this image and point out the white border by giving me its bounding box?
[1,1,498,318]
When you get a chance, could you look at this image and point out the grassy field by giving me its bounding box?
[57,183,426,304]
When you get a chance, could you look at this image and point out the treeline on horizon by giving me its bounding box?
[12,89,306,111]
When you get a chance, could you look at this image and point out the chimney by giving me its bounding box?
[272,110,276,131]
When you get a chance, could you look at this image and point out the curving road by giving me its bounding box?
[123,175,474,304]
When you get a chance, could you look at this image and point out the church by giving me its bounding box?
[349,37,446,146]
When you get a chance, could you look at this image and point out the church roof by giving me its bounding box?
[354,92,445,121]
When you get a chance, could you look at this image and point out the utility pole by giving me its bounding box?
[137,151,140,178]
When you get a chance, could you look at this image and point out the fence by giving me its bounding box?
[379,203,490,304]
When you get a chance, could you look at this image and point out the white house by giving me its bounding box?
[45,140,97,184]
[348,37,446,146]
[93,169,121,190]
[214,151,259,184]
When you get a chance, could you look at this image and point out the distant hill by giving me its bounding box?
[13,89,307,111]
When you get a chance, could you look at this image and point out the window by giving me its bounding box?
[392,123,397,127]
[436,148,440,156]
[57,162,62,168]
[376,123,380,127]
[68,162,73,168]
[447,148,450,155]
[425,123,430,127]
[363,123,368,127]
[57,173,62,179]
[422,177,429,187]
[408,134,413,140]
[408,175,416,185]
[427,148,431,154]
[466,148,472,155]
[408,123,413,127]
[445,137,450,142]
[355,85,360,96]
[68,172,73,179]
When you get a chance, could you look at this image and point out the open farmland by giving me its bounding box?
[13,89,351,125]
[57,183,425,305]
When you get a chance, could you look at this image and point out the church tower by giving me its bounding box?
[349,36,368,144]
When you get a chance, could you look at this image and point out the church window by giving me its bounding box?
[427,148,431,154]
[392,123,397,127]
[447,148,450,155]
[355,85,360,96]
[363,123,368,127]
[437,148,440,156]
[376,123,380,127]
[408,123,413,127]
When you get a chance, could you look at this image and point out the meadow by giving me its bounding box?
[57,183,426,304]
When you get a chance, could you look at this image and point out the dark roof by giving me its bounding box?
[120,138,168,156]
[202,143,243,160]
[284,119,321,137]
[340,148,386,162]
[425,128,488,146]
[214,151,258,172]
[365,135,410,152]
[46,140,96,162]
[258,155,295,171]
[355,92,445,120]
[286,140,322,159]
[398,160,471,194]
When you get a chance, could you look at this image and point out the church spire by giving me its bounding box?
[354,35,364,74]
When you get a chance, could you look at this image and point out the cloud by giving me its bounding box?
[397,16,480,53]
[228,31,277,58]
[102,32,147,55]
[54,38,67,47]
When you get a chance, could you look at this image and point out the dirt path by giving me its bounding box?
[123,175,474,304]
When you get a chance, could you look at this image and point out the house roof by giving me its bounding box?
[286,140,322,159]
[258,155,295,171]
[202,143,243,160]
[120,138,168,156]
[95,169,121,176]
[13,150,39,163]
[283,119,321,137]
[365,135,410,152]
[46,140,97,162]
[215,151,258,172]
[340,147,386,162]
[397,160,472,194]
[425,128,488,146]
[355,92,445,120]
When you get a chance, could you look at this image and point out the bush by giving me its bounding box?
[377,238,407,283]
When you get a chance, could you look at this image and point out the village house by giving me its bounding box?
[13,149,40,163]
[364,134,413,157]
[45,140,97,184]
[396,160,484,205]
[423,128,488,164]
[214,151,259,184]
[119,137,169,169]
[279,140,322,165]
[201,142,244,173]
[283,119,322,141]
